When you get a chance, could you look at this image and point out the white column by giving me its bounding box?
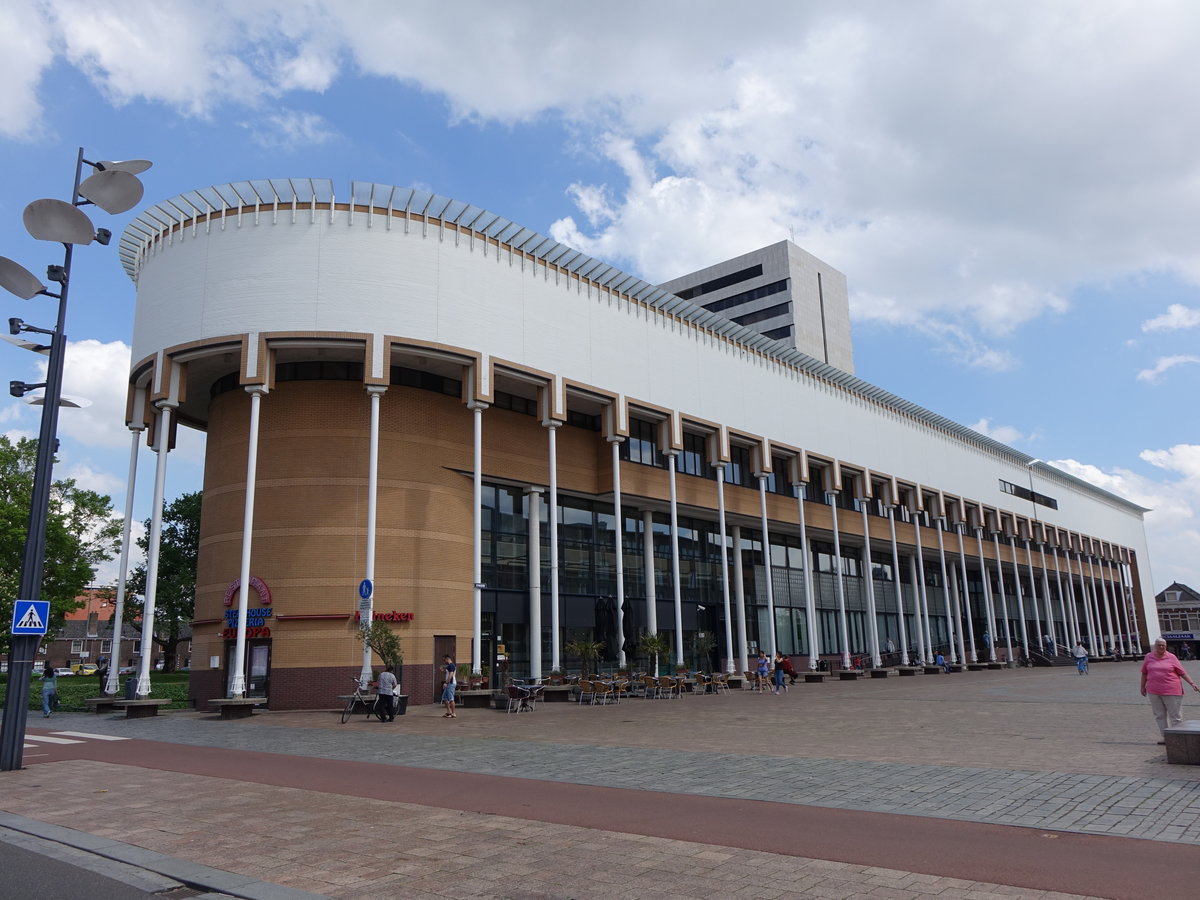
[360,386,385,685]
[716,465,735,673]
[991,535,1013,663]
[757,475,778,658]
[526,487,542,680]
[666,451,684,667]
[547,421,561,673]
[1051,547,1076,646]
[106,422,144,696]
[1095,556,1117,653]
[643,509,658,673]
[1066,551,1085,647]
[974,528,997,662]
[1088,555,1113,653]
[470,401,487,676]
[1117,562,1136,654]
[1038,544,1057,653]
[796,485,820,670]
[948,568,968,665]
[954,524,977,663]
[1045,545,1068,649]
[886,505,910,666]
[1110,562,1132,655]
[911,516,933,663]
[1024,539,1044,650]
[136,402,175,697]
[1090,557,1107,653]
[610,438,626,668]
[860,503,881,668]
[828,493,852,669]
[1075,550,1097,654]
[732,523,748,672]
[935,520,958,664]
[229,387,266,697]
[1123,562,1142,651]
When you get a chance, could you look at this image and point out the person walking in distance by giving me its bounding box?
[372,663,398,721]
[40,663,58,718]
[1072,641,1089,675]
[1141,638,1200,745]
[441,654,457,718]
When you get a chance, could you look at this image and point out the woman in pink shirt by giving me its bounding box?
[1140,638,1200,744]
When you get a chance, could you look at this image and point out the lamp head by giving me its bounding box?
[8,317,22,335]
[94,228,112,246]
[46,264,66,284]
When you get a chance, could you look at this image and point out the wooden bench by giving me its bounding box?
[804,672,826,683]
[1164,720,1200,765]
[838,669,864,681]
[946,664,965,673]
[111,699,171,719]
[967,663,987,671]
[986,662,1005,670]
[208,698,267,719]
[922,665,943,675]
[897,666,922,676]
[83,697,119,714]
[869,668,890,678]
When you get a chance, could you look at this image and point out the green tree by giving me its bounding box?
[636,631,671,677]
[0,436,121,656]
[127,491,201,673]
[359,620,404,670]
[565,637,605,677]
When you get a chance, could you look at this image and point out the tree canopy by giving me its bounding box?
[0,435,121,656]
[127,491,201,672]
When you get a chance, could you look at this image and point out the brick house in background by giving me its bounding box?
[40,588,191,672]
[1155,582,1200,660]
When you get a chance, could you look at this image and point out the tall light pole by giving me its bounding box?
[0,149,150,771]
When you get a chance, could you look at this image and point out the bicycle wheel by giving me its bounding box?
[341,696,356,724]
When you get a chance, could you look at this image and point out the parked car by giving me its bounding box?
[52,667,75,677]
[71,663,98,675]
[118,665,137,675]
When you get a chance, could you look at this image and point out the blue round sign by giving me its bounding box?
[358,579,373,600]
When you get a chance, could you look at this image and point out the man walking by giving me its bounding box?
[373,664,398,721]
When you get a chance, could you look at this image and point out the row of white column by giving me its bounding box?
[108,387,1143,699]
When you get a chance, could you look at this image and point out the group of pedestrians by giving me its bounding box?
[753,650,797,694]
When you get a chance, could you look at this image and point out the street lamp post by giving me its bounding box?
[0,149,150,771]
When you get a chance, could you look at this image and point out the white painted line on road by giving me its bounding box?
[25,735,83,744]
[51,731,131,741]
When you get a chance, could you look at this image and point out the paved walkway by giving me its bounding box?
[3,660,1198,898]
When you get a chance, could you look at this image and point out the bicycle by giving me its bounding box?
[341,677,385,723]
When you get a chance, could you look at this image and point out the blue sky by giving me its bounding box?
[1,1,1198,592]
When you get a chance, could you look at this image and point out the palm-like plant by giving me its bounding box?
[636,631,671,677]
[564,638,605,677]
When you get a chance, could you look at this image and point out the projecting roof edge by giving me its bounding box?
[119,178,1144,517]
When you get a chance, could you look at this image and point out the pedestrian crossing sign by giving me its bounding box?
[11,599,50,635]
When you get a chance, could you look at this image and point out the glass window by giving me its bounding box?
[679,432,710,478]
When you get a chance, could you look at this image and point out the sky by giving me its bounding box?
[0,0,1197,594]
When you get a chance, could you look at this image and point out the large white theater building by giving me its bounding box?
[117,178,1154,709]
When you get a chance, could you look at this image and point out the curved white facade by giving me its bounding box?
[120,179,1156,698]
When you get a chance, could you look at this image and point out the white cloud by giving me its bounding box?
[7,1,1200,367]
[1142,303,1200,332]
[247,109,337,150]
[969,418,1025,445]
[1049,453,1200,590]
[1136,355,1200,383]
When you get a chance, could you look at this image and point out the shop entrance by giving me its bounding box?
[224,639,271,699]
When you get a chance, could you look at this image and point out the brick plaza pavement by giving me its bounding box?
[2,660,1198,898]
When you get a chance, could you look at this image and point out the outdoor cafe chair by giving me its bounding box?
[658,675,680,699]
[506,684,530,714]
[641,675,660,699]
[590,680,614,705]
[712,673,730,694]
[525,683,545,710]
[576,679,594,705]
